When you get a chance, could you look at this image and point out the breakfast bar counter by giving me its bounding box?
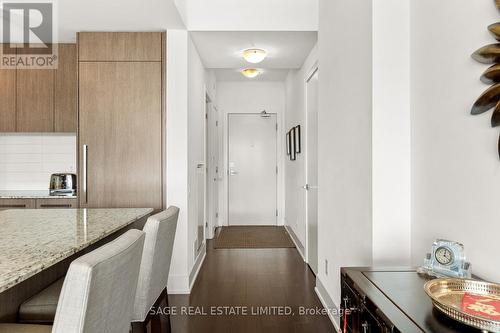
[0,208,153,321]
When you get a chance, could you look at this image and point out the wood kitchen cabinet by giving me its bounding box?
[0,44,16,132]
[16,69,55,132]
[54,44,78,132]
[36,198,78,209]
[78,32,164,211]
[78,32,162,61]
[0,70,16,132]
[0,199,36,211]
[0,44,77,133]
[0,198,78,210]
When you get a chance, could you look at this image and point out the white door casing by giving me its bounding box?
[205,97,220,239]
[305,68,319,274]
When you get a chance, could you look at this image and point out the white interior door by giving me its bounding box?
[228,113,277,225]
[306,69,319,274]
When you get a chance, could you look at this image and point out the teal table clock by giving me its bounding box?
[418,239,472,279]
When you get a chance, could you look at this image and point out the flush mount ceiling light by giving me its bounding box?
[241,68,261,78]
[242,48,267,64]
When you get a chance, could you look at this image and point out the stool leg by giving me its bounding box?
[164,292,172,333]
[150,291,171,333]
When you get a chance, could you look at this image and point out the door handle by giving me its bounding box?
[303,184,318,190]
[228,170,238,176]
[83,144,88,204]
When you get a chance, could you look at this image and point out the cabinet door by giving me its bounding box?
[0,45,16,132]
[79,62,162,210]
[54,44,77,132]
[0,199,36,210]
[36,198,78,209]
[0,69,16,132]
[78,32,162,62]
[17,69,54,132]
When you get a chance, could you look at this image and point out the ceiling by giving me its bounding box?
[190,31,317,81]
[56,0,185,42]
[174,0,318,31]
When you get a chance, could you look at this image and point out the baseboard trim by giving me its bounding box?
[189,242,207,290]
[167,274,190,294]
[315,277,341,331]
[284,225,305,261]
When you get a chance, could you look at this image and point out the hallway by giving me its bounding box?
[169,238,334,333]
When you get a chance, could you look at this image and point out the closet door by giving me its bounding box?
[79,62,162,210]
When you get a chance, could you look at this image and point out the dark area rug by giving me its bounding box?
[214,226,295,249]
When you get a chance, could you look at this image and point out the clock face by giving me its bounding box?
[435,246,454,266]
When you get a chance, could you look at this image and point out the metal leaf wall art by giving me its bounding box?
[471,0,500,157]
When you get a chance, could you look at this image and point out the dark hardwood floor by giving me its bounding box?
[168,239,335,333]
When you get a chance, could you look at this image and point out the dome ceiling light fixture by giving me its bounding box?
[242,48,267,64]
[241,68,261,78]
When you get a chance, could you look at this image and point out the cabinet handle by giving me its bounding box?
[40,204,72,208]
[0,205,26,208]
[83,144,88,204]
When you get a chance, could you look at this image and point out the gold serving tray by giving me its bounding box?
[424,278,500,333]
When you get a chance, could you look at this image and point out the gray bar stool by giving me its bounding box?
[0,229,146,333]
[131,206,179,333]
[18,207,179,332]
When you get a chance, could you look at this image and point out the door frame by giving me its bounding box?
[205,91,219,240]
[304,64,319,268]
[226,112,279,226]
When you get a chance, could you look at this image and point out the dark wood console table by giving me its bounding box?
[340,267,484,333]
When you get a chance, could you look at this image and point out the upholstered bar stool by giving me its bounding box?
[18,207,179,333]
[131,206,179,333]
[0,229,145,333]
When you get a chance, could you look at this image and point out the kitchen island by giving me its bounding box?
[0,208,153,321]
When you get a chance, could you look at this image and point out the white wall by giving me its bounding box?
[0,134,76,190]
[187,34,207,277]
[284,45,318,250]
[317,0,373,312]
[411,0,500,283]
[177,0,318,31]
[167,30,215,293]
[372,0,411,266]
[217,81,286,226]
[166,30,190,294]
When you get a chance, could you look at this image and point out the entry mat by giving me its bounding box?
[214,226,295,249]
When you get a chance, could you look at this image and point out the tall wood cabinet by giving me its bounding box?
[78,32,165,211]
[0,44,77,133]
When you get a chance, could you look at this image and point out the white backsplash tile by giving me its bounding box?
[0,133,76,190]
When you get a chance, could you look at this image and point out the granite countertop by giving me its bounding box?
[0,190,77,199]
[0,208,153,293]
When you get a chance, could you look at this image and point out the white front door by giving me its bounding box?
[228,113,277,225]
[306,69,319,274]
